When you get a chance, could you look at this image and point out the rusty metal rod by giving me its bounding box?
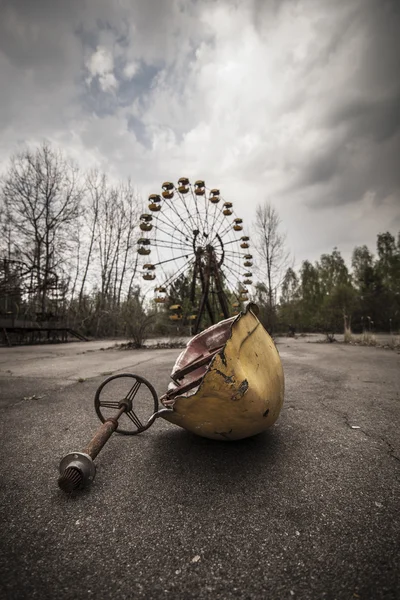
[58,406,126,493]
[83,407,125,460]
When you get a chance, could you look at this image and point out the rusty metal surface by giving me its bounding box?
[170,345,225,382]
[169,317,234,394]
[94,373,159,435]
[83,411,123,460]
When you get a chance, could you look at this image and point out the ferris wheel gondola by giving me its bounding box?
[139,214,153,231]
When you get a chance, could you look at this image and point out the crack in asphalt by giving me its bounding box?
[0,354,170,411]
[316,400,400,465]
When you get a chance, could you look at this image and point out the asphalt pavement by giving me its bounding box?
[0,338,399,599]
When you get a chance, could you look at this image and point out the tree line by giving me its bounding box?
[1,141,398,342]
[0,142,145,339]
[277,234,400,335]
[240,200,399,336]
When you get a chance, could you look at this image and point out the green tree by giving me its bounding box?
[351,245,380,331]
[299,260,323,330]
[317,248,354,335]
[376,232,400,329]
[253,281,272,331]
[279,267,300,331]
[317,247,351,294]
[352,245,374,287]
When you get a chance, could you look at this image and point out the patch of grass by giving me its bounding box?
[343,326,353,344]
[360,331,377,346]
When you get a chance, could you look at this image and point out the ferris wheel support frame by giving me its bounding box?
[213,252,230,320]
[194,249,213,334]
[193,246,231,335]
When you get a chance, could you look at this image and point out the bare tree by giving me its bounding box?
[253,202,290,330]
[1,142,83,314]
[120,286,155,348]
[74,174,141,335]
[115,179,141,305]
[78,169,104,305]
[0,143,143,338]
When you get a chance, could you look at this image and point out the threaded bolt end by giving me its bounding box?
[58,466,84,493]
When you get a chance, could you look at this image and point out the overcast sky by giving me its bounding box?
[0,0,399,268]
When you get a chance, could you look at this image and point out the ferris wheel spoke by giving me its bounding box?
[207,198,219,238]
[152,244,192,253]
[220,238,240,247]
[153,253,192,267]
[224,250,247,259]
[225,253,247,272]
[161,258,196,292]
[224,265,243,284]
[212,201,234,236]
[150,233,191,247]
[217,220,240,240]
[209,204,227,240]
[161,195,193,237]
[154,223,191,244]
[223,258,246,282]
[152,215,192,279]
[204,190,210,236]
[178,191,200,229]
[156,210,192,238]
[170,217,192,256]
[212,202,243,240]
[151,238,192,250]
[221,274,242,301]
[162,194,194,234]
[152,237,191,248]
[189,185,203,233]
[209,223,230,248]
[176,189,199,232]
[221,271,242,302]
[153,215,182,235]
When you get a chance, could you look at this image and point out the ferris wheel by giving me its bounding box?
[137,178,253,333]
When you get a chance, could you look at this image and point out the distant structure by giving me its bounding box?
[137,178,253,333]
[0,257,86,345]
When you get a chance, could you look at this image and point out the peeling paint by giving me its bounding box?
[214,429,233,439]
[232,379,249,401]
[214,369,235,384]
[219,348,227,367]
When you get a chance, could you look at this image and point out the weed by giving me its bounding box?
[389,336,400,350]
[343,326,353,344]
[361,331,377,346]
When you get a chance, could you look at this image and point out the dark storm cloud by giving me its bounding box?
[0,0,81,68]
[0,0,398,265]
[332,95,400,145]
[292,0,400,210]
